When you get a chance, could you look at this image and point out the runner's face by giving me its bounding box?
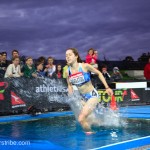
[66,50,77,65]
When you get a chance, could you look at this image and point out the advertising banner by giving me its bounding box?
[6,78,68,110]
[97,88,149,106]
[0,80,11,113]
[0,78,149,113]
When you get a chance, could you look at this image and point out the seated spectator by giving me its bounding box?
[12,49,25,70]
[0,52,9,78]
[144,57,150,80]
[5,57,23,78]
[37,56,46,65]
[101,64,111,80]
[55,64,63,79]
[46,57,56,78]
[111,67,123,82]
[22,57,37,78]
[35,62,47,78]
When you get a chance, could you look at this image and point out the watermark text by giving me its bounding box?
[0,140,30,146]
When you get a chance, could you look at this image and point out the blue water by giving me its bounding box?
[0,116,150,150]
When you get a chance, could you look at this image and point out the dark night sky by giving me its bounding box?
[0,0,150,60]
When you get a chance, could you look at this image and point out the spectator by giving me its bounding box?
[85,48,98,76]
[55,64,63,79]
[46,57,56,78]
[0,52,9,78]
[5,57,23,78]
[111,67,123,82]
[35,61,47,78]
[144,57,150,80]
[12,49,19,59]
[22,57,37,78]
[86,48,98,67]
[0,53,2,62]
[93,50,98,60]
[37,56,46,65]
[101,64,111,80]
[12,49,25,70]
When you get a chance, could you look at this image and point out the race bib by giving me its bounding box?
[69,72,85,85]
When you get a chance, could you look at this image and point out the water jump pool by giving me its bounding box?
[0,105,150,150]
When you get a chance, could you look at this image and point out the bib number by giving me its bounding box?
[69,72,85,85]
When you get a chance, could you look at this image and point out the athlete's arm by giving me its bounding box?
[85,63,113,96]
[65,70,74,95]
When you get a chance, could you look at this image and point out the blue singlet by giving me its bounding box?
[68,63,91,86]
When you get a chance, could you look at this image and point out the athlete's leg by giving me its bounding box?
[78,98,99,132]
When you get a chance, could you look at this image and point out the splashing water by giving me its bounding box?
[9,77,127,129]
[67,89,127,129]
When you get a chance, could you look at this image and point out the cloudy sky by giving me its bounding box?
[0,0,150,60]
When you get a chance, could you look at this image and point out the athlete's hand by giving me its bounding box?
[106,88,113,96]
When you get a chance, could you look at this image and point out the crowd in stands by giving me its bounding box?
[0,50,64,79]
[0,48,149,82]
[101,64,123,82]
